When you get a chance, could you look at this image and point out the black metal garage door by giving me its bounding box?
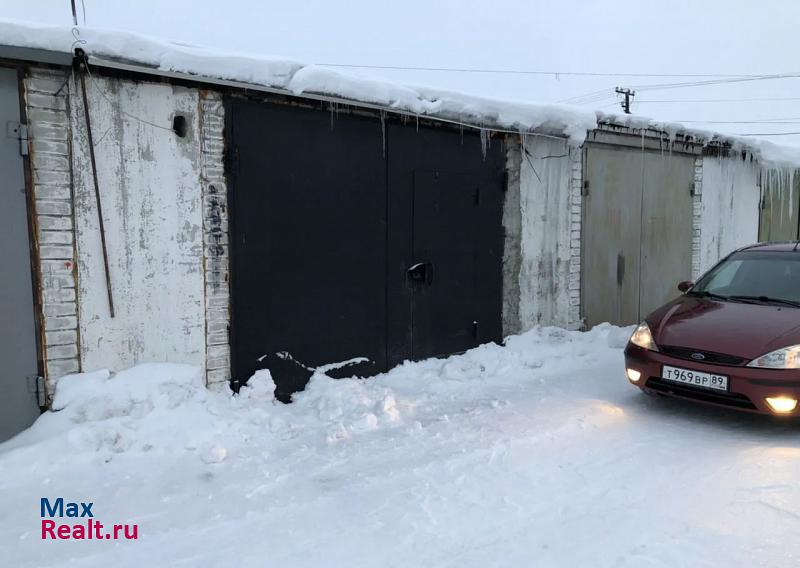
[228,100,505,399]
[387,125,504,366]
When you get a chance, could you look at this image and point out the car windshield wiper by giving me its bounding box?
[687,290,732,301]
[687,291,765,305]
[728,295,800,308]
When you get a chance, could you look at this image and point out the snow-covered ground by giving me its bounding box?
[2,325,800,567]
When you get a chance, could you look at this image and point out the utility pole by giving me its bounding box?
[615,87,635,114]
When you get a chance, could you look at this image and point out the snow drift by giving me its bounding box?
[2,325,624,461]
[3,325,800,568]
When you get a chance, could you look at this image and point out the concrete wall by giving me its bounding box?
[69,74,207,373]
[697,156,760,274]
[501,139,522,336]
[519,135,574,330]
[503,135,577,334]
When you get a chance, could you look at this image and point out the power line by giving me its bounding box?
[638,96,800,103]
[560,88,618,104]
[738,131,800,136]
[631,72,800,91]
[677,118,800,124]
[314,62,773,79]
[563,72,800,105]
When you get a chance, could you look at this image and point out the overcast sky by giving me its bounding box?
[6,0,800,145]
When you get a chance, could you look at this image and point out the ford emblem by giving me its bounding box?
[691,352,706,361]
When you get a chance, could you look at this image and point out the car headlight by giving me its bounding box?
[629,322,658,352]
[747,345,800,369]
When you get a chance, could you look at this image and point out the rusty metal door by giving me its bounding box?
[0,67,40,441]
[638,152,695,316]
[759,169,800,242]
[583,146,644,326]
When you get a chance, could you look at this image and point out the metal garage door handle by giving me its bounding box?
[407,262,435,285]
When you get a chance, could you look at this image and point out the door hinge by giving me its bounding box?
[7,121,28,156]
[27,375,46,407]
[581,179,589,196]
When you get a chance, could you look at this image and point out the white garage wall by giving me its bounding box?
[698,157,760,274]
[70,75,206,372]
[517,135,573,330]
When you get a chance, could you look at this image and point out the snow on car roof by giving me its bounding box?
[2,18,800,166]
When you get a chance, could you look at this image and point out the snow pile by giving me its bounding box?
[2,325,620,462]
[6,364,215,455]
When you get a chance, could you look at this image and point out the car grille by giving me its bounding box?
[645,377,757,410]
[659,345,747,366]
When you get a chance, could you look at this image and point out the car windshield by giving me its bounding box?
[690,250,800,304]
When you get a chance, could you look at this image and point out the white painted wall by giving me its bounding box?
[70,75,206,372]
[698,156,760,274]
[517,135,572,329]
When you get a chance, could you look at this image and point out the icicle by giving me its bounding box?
[329,102,334,131]
[380,110,387,158]
[415,113,419,132]
[480,128,488,160]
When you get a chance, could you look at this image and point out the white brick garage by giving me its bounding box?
[26,67,230,391]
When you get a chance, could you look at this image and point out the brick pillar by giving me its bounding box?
[567,147,583,330]
[25,69,81,394]
[691,157,703,280]
[199,92,230,386]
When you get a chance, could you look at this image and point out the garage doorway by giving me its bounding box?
[0,67,41,441]
[227,100,505,399]
[582,145,695,327]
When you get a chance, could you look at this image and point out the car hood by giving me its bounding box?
[648,296,800,360]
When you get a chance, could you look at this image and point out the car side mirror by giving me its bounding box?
[677,281,693,293]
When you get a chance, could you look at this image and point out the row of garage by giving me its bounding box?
[0,47,798,438]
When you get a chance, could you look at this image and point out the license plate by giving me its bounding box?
[662,365,728,391]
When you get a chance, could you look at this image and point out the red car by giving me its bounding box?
[625,242,800,415]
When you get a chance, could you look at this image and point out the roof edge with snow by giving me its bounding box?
[2,19,800,166]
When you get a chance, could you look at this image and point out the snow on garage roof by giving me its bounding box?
[1,18,799,165]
